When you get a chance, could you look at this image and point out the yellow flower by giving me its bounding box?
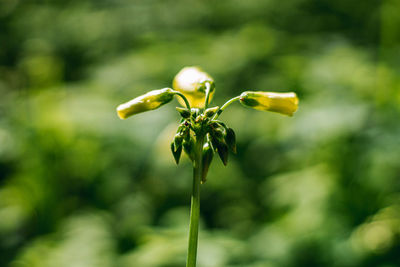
[173,66,214,108]
[239,91,299,116]
[116,88,175,119]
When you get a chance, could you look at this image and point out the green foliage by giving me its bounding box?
[1,0,400,267]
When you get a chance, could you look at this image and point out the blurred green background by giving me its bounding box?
[1,0,400,266]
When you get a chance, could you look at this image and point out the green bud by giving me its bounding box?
[201,142,214,184]
[176,107,191,118]
[191,108,200,118]
[177,121,191,142]
[183,138,195,162]
[225,128,237,154]
[209,134,228,166]
[173,133,184,148]
[171,142,183,165]
[204,106,219,118]
[177,123,185,133]
[216,142,229,166]
[194,115,203,124]
[209,123,225,141]
[184,128,191,142]
[209,135,218,153]
[214,120,226,128]
[209,121,222,129]
[117,88,175,119]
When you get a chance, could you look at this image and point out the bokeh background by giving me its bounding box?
[1,0,400,266]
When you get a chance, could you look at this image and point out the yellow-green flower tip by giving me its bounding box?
[116,88,174,119]
[172,66,214,108]
[239,91,299,116]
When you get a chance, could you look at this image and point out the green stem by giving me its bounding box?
[204,81,212,110]
[173,91,191,110]
[186,132,204,267]
[212,96,241,120]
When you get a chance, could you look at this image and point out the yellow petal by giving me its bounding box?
[172,66,214,108]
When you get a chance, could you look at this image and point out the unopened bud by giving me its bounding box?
[183,138,195,162]
[239,91,299,116]
[225,128,237,154]
[171,141,183,165]
[201,142,214,184]
[205,106,219,117]
[173,133,184,148]
[176,107,191,118]
[117,88,174,119]
[216,142,229,166]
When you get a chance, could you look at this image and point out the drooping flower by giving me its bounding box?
[239,91,299,116]
[116,88,175,119]
[173,66,214,108]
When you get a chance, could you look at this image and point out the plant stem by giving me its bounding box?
[186,132,204,267]
[212,96,241,120]
[204,81,212,110]
[173,90,191,110]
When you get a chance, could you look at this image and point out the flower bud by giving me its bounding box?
[117,88,174,119]
[191,108,201,118]
[173,133,184,148]
[183,138,195,162]
[204,106,219,118]
[171,140,183,165]
[173,66,214,108]
[225,128,237,154]
[201,142,214,184]
[239,91,299,116]
[176,107,191,118]
[216,142,229,166]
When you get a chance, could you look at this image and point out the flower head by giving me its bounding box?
[116,88,175,119]
[239,91,299,116]
[173,66,214,108]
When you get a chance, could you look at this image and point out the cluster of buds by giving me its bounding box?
[116,66,299,267]
[171,105,237,183]
[117,66,299,183]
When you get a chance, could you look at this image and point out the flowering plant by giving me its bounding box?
[116,66,299,267]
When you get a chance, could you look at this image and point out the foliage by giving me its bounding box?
[1,0,400,267]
